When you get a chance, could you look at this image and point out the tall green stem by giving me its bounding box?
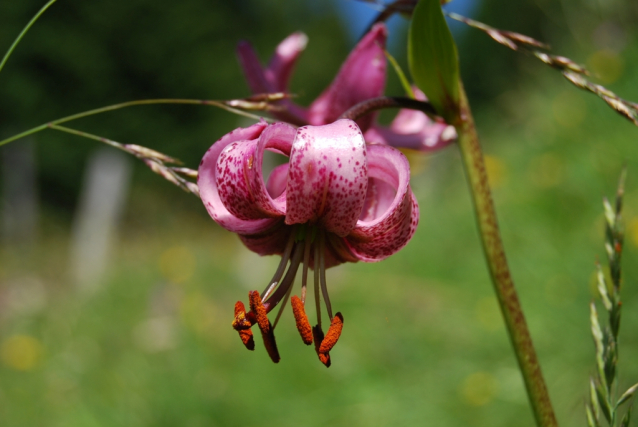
[454,86,558,427]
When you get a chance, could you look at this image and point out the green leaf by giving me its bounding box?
[408,0,460,123]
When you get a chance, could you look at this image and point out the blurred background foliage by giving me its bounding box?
[1,0,638,426]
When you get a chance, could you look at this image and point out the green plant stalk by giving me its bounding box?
[454,85,558,427]
[0,0,58,75]
[0,98,268,148]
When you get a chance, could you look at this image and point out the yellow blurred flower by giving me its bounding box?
[1,335,43,371]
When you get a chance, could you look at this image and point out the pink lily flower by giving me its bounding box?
[237,23,456,152]
[198,119,418,366]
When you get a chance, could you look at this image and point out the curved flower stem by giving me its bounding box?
[340,96,437,121]
[342,94,558,427]
[454,86,558,427]
[0,98,269,148]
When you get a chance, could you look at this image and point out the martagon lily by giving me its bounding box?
[237,23,457,152]
[198,118,418,366]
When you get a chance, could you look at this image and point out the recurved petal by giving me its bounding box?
[250,122,296,211]
[198,121,280,235]
[307,23,387,131]
[286,120,368,237]
[266,163,289,200]
[265,32,308,92]
[346,144,419,261]
[215,122,295,220]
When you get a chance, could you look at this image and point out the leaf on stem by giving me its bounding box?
[407,0,460,122]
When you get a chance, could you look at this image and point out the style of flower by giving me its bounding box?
[198,119,418,366]
[237,23,457,152]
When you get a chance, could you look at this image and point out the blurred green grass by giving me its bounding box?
[2,1,638,426]
[2,68,638,426]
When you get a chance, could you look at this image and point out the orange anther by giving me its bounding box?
[249,291,270,332]
[312,325,331,368]
[232,301,255,350]
[232,301,253,330]
[318,312,344,354]
[238,329,255,350]
[249,290,280,363]
[318,353,331,366]
[291,296,313,345]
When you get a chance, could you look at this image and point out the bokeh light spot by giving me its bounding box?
[460,371,499,406]
[1,335,43,371]
[588,50,624,84]
[484,155,507,188]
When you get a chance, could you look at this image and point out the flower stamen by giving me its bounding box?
[249,290,280,363]
[261,230,296,301]
[263,242,304,313]
[232,301,255,350]
[291,295,313,345]
[319,312,344,354]
[312,324,330,367]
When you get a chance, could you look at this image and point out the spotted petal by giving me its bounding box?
[198,120,280,235]
[346,144,419,261]
[307,23,387,131]
[285,119,368,237]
